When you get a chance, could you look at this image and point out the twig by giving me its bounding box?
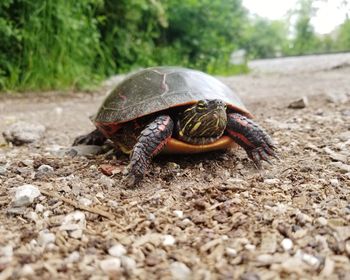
[40,189,115,220]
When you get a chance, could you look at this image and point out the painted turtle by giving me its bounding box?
[74,67,277,186]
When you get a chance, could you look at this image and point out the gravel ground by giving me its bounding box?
[0,54,350,279]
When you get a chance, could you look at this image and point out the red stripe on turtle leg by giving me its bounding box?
[126,115,174,187]
[226,129,254,148]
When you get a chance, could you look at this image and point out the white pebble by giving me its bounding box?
[27,211,39,223]
[60,211,86,231]
[148,213,156,221]
[281,238,293,251]
[121,256,136,271]
[43,210,51,219]
[100,258,121,274]
[107,200,118,208]
[170,262,191,280]
[108,244,126,257]
[301,252,321,268]
[245,244,256,251]
[38,230,56,246]
[35,204,45,213]
[182,218,191,225]
[163,235,176,246]
[20,264,34,276]
[330,179,339,187]
[226,247,237,257]
[14,184,41,207]
[264,178,280,185]
[99,176,114,188]
[69,229,83,239]
[315,217,328,226]
[0,245,13,259]
[78,197,92,207]
[173,210,184,218]
[65,251,80,263]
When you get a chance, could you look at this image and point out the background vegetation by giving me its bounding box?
[0,0,349,91]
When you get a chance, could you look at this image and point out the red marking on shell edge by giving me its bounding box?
[158,124,166,131]
[227,129,254,148]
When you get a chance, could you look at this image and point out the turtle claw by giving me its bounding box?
[124,173,143,188]
[248,146,276,169]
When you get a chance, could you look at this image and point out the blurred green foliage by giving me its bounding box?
[0,0,349,91]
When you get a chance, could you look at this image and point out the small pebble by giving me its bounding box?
[60,211,86,231]
[37,164,54,173]
[288,97,308,109]
[148,213,156,221]
[35,204,45,213]
[38,230,56,246]
[121,256,137,272]
[67,145,103,156]
[20,264,35,276]
[78,197,92,207]
[100,258,121,274]
[281,238,293,251]
[330,162,350,173]
[170,262,191,280]
[166,162,180,170]
[240,272,261,280]
[329,179,339,187]
[315,217,328,226]
[300,251,321,268]
[245,244,256,251]
[65,251,80,263]
[0,245,13,259]
[99,176,114,188]
[96,192,105,199]
[264,178,280,185]
[163,235,176,246]
[69,229,83,239]
[14,184,41,207]
[173,210,184,218]
[226,247,237,257]
[27,211,39,223]
[107,200,118,208]
[0,166,7,176]
[108,244,126,257]
[3,121,45,145]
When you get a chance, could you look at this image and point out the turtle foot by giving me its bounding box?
[73,129,106,146]
[227,113,277,168]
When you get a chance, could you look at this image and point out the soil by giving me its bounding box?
[0,54,350,279]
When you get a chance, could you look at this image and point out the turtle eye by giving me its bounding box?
[196,100,208,111]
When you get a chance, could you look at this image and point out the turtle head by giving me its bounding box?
[177,99,228,144]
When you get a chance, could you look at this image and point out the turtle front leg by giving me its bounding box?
[73,129,107,146]
[127,115,174,187]
[226,113,277,168]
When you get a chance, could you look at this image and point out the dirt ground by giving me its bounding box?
[0,54,350,279]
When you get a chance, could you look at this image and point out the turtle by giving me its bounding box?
[73,66,277,186]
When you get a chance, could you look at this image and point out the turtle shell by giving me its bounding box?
[94,66,252,126]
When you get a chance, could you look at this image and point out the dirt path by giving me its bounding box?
[0,54,350,279]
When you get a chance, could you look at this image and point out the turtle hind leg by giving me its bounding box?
[126,115,174,187]
[226,113,277,168]
[73,129,107,146]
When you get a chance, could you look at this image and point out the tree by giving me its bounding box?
[158,0,248,73]
[335,19,350,51]
[290,0,319,55]
[243,17,289,59]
